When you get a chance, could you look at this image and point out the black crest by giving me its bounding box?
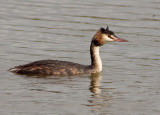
[100,26,115,35]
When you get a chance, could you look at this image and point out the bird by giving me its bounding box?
[9,27,128,76]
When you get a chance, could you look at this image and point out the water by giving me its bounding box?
[0,0,160,114]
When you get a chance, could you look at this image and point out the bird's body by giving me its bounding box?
[10,27,128,76]
[11,60,89,76]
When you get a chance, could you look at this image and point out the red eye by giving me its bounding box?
[108,35,112,38]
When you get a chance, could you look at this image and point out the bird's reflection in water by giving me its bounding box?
[88,73,114,114]
[89,73,102,94]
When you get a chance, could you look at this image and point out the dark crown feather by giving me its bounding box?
[100,26,114,35]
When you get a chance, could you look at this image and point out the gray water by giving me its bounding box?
[0,0,160,115]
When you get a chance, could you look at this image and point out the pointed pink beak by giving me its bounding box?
[112,35,128,42]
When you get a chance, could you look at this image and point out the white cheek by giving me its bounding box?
[102,35,114,43]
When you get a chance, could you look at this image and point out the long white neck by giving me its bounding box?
[90,43,102,72]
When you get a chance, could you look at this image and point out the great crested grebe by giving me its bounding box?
[10,27,128,76]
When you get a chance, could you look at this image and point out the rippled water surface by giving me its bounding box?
[0,0,160,115]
